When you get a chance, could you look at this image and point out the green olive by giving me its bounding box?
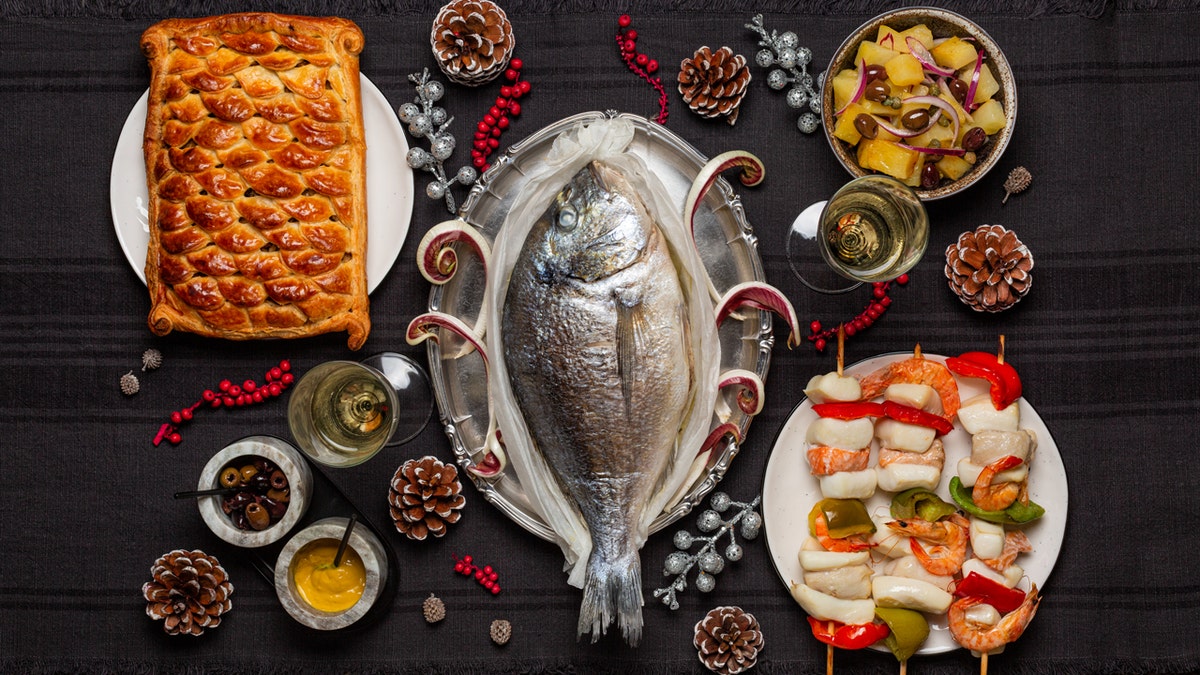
[244,502,271,531]
[219,467,241,488]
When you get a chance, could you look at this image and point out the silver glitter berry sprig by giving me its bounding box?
[653,493,762,610]
[745,14,824,134]
[397,69,478,213]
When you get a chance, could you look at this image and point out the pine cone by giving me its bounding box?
[431,0,515,86]
[678,46,752,125]
[945,224,1034,313]
[142,348,163,371]
[694,606,763,674]
[142,549,233,636]
[423,593,446,623]
[490,618,512,645]
[1003,166,1032,204]
[120,371,140,396]
[388,456,466,540]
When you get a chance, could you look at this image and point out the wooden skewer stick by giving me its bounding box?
[981,650,989,675]
[913,342,923,359]
[997,334,1007,365]
[899,659,907,675]
[826,620,835,675]
[836,324,846,377]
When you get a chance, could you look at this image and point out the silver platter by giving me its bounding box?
[426,110,773,541]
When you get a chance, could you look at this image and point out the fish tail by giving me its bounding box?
[577,550,644,646]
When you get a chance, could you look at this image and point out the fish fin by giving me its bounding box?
[578,550,644,646]
[615,299,649,420]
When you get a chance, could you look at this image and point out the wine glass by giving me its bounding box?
[287,353,433,468]
[787,175,929,293]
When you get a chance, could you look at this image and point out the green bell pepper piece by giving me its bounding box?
[874,607,929,663]
[949,477,1045,525]
[890,488,957,522]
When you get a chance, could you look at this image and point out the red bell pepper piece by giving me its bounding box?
[957,351,1022,408]
[945,356,1009,410]
[952,572,1027,614]
[882,401,954,436]
[807,616,890,650]
[813,401,886,420]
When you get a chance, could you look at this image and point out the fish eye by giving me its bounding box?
[557,205,577,231]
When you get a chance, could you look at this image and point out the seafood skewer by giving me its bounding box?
[805,327,879,500]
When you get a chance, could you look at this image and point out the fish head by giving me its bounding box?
[530,161,653,283]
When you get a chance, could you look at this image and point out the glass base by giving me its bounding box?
[360,352,434,447]
[786,200,863,295]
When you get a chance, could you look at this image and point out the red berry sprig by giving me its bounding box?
[152,359,295,447]
[616,14,667,124]
[471,58,530,174]
[807,275,909,351]
[452,554,502,595]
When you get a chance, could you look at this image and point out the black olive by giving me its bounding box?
[901,109,931,131]
[920,163,941,189]
[949,78,969,103]
[853,114,878,140]
[962,127,987,152]
[864,64,887,82]
[864,80,889,103]
[261,496,288,520]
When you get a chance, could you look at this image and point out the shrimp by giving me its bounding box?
[888,514,969,576]
[857,344,960,420]
[877,439,945,469]
[813,513,875,552]
[972,455,1025,511]
[806,445,870,476]
[980,530,1033,572]
[949,584,1041,654]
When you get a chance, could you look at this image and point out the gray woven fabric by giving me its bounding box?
[2,1,1199,672]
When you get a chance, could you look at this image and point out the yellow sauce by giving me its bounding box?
[291,539,366,613]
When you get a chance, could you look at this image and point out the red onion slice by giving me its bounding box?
[907,36,955,77]
[903,95,960,143]
[835,59,870,117]
[964,49,985,112]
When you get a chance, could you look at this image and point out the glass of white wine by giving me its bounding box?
[787,175,929,293]
[288,354,430,468]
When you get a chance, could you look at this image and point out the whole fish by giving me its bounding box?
[502,161,692,645]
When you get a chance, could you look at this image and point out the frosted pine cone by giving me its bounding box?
[431,0,515,86]
[120,371,140,396]
[945,224,1034,313]
[388,456,465,540]
[694,606,763,674]
[142,549,233,636]
[423,593,446,623]
[678,46,752,125]
[141,348,163,371]
[490,618,512,645]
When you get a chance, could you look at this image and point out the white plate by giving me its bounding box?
[110,74,413,294]
[762,352,1068,656]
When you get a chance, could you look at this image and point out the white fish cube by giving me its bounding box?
[803,565,873,600]
[869,511,911,558]
[877,463,941,492]
[789,584,877,625]
[971,429,1037,466]
[969,516,1006,560]
[804,373,862,403]
[958,394,1020,434]
[872,575,953,613]
[960,558,1025,589]
[884,383,943,415]
[818,469,877,500]
[884,555,955,592]
[875,418,936,452]
[798,548,871,571]
[806,417,874,449]
[956,458,1029,488]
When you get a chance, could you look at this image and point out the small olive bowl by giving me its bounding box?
[821,7,1017,200]
[197,436,312,548]
[274,517,388,630]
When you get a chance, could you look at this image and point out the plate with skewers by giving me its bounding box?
[762,349,1067,657]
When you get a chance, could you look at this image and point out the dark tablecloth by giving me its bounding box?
[3,1,1199,673]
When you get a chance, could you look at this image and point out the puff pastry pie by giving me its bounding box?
[140,13,370,349]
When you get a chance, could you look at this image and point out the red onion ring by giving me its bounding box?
[835,59,870,117]
[964,49,985,113]
[907,36,955,77]
[902,94,961,141]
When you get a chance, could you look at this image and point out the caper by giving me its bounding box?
[269,470,288,490]
[964,151,978,165]
[901,108,931,131]
[864,80,889,103]
[219,467,241,488]
[853,113,878,140]
[245,502,271,530]
[239,464,259,482]
[938,116,951,127]
[920,163,941,189]
[949,78,969,103]
[929,139,942,149]
[929,84,941,97]
[890,98,902,110]
[962,126,987,152]
[864,64,887,82]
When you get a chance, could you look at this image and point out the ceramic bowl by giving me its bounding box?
[821,7,1016,200]
[197,436,312,548]
[274,517,388,630]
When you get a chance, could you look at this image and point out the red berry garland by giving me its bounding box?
[471,57,530,174]
[615,15,667,124]
[452,554,502,595]
[152,359,294,447]
[807,275,909,351]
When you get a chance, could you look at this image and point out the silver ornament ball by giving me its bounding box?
[426,181,446,200]
[406,147,431,169]
[422,80,445,102]
[664,551,690,575]
[786,88,809,109]
[777,47,798,69]
[779,31,800,49]
[697,510,722,533]
[818,70,827,90]
[797,112,820,134]
[699,551,725,575]
[795,46,813,67]
[710,492,732,513]
[740,511,763,539]
[767,69,789,91]
[456,166,478,185]
[695,572,716,593]
[409,114,433,137]
[430,106,448,125]
[808,97,823,115]
[674,530,694,550]
[397,102,419,123]
[755,49,775,68]
[725,542,743,562]
[430,135,455,161]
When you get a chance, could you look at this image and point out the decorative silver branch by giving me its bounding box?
[653,493,762,610]
[745,14,824,134]
[397,69,478,213]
